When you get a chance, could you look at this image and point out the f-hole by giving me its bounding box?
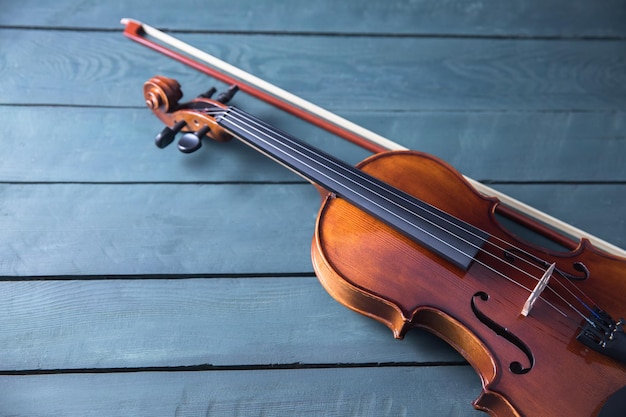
[471,291,534,374]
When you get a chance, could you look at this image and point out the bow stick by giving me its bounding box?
[121,18,626,259]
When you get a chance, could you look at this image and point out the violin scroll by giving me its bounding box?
[144,76,182,112]
[143,75,235,152]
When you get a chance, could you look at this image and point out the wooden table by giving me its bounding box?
[1,1,625,415]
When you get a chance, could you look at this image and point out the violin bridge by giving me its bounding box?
[521,262,556,317]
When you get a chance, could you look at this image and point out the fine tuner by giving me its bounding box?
[148,80,239,153]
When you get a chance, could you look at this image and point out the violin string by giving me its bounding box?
[206,111,576,292]
[202,107,595,325]
[218,108,597,323]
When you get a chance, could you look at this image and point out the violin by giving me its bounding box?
[143,75,626,417]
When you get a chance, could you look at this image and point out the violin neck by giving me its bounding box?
[217,107,488,270]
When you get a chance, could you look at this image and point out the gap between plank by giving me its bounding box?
[1,25,625,41]
[0,361,469,376]
[0,273,316,281]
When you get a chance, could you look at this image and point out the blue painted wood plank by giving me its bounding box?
[0,183,624,277]
[0,367,483,416]
[0,183,319,276]
[1,0,624,37]
[0,105,368,183]
[2,106,625,183]
[0,278,463,370]
[2,31,625,111]
[494,184,626,249]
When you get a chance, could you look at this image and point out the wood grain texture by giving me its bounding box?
[0,278,464,370]
[1,0,625,37]
[0,183,318,275]
[0,367,483,417]
[2,106,625,182]
[2,31,625,111]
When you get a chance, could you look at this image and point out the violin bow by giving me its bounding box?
[121,18,626,259]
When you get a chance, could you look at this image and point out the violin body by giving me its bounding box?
[313,150,626,417]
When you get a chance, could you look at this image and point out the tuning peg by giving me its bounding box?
[216,85,239,104]
[198,87,217,99]
[178,125,211,153]
[155,120,186,149]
